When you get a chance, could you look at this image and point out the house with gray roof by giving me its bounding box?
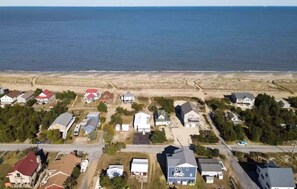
[231,92,255,107]
[121,92,135,103]
[181,101,200,128]
[48,112,76,139]
[166,147,197,185]
[256,162,295,189]
[17,91,34,104]
[197,158,223,183]
[83,117,99,135]
[155,110,171,126]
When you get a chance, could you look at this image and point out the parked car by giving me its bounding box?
[236,141,247,146]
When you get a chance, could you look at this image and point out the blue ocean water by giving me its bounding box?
[0,7,297,72]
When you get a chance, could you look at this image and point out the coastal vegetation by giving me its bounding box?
[191,131,219,144]
[55,90,77,104]
[288,96,297,108]
[97,102,108,113]
[150,129,167,144]
[154,97,175,114]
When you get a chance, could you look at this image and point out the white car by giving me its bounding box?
[236,141,247,146]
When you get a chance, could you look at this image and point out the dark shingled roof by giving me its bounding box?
[231,92,255,100]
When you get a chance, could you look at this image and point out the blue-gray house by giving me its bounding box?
[166,147,197,185]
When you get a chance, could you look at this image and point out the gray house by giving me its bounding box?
[256,162,295,189]
[197,158,223,183]
[155,110,170,126]
[230,92,255,106]
[181,101,200,128]
[166,147,197,185]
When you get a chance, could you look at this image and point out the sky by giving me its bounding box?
[0,0,297,7]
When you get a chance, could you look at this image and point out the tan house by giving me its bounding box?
[7,151,42,188]
[48,112,76,139]
[41,153,81,189]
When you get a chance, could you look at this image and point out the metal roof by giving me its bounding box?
[262,167,295,187]
[51,112,73,127]
[198,158,222,172]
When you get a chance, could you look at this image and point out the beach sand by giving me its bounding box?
[1,71,297,99]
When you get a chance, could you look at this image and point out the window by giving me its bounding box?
[266,182,270,188]
[265,173,268,177]
[261,174,264,179]
[186,167,189,171]
[16,173,20,177]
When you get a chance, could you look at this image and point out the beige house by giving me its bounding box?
[7,151,42,188]
[48,112,76,139]
[181,101,200,128]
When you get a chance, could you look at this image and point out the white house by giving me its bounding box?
[256,162,295,189]
[0,90,21,105]
[35,89,54,104]
[197,158,223,183]
[84,89,100,103]
[107,165,124,179]
[131,159,148,177]
[133,112,150,133]
[181,101,200,128]
[80,159,89,173]
[231,92,255,107]
[17,91,34,104]
[276,98,291,109]
[121,92,135,103]
[48,112,76,139]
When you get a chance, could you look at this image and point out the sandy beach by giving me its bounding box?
[1,71,297,99]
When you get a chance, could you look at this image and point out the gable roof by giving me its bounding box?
[85,88,98,93]
[10,151,38,176]
[123,92,134,98]
[48,153,81,176]
[36,89,54,99]
[198,158,222,172]
[181,101,199,115]
[167,147,197,168]
[258,163,295,188]
[156,110,169,120]
[232,92,255,100]
[19,91,34,100]
[6,90,20,98]
[50,112,73,128]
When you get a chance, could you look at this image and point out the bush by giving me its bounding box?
[110,113,123,125]
[97,102,108,113]
[46,129,62,142]
[103,142,126,155]
[56,90,77,101]
[131,103,143,112]
[100,116,106,124]
[34,88,42,97]
[100,174,127,189]
[103,124,115,143]
[155,97,175,114]
[191,131,219,144]
[150,129,167,144]
[148,105,158,112]
[26,99,37,107]
[193,145,219,157]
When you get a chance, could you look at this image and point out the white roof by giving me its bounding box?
[107,165,124,178]
[134,112,150,129]
[122,124,129,131]
[131,159,148,173]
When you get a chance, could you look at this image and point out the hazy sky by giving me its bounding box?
[1,0,297,7]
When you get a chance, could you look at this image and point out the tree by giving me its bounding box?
[111,176,127,189]
[46,129,61,142]
[150,129,167,144]
[148,105,158,112]
[97,102,107,113]
[72,166,81,179]
[56,90,76,101]
[131,103,143,112]
[110,114,122,125]
[103,124,115,143]
[26,99,37,107]
[88,130,98,141]
[34,88,42,97]
[103,142,126,155]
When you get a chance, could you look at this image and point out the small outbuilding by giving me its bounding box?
[131,158,148,177]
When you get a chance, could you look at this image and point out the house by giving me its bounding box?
[231,92,255,107]
[99,91,114,104]
[17,91,34,104]
[166,147,197,185]
[121,92,135,103]
[155,110,171,126]
[48,112,76,139]
[42,153,81,189]
[107,165,124,179]
[197,158,223,183]
[83,112,100,135]
[7,151,42,188]
[36,89,55,104]
[133,112,150,133]
[256,162,295,189]
[131,159,148,177]
[276,98,291,109]
[0,87,8,95]
[226,111,241,125]
[80,159,89,173]
[0,90,21,105]
[83,116,99,135]
[84,88,100,103]
[181,101,200,128]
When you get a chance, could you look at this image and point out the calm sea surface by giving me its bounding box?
[0,7,297,72]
